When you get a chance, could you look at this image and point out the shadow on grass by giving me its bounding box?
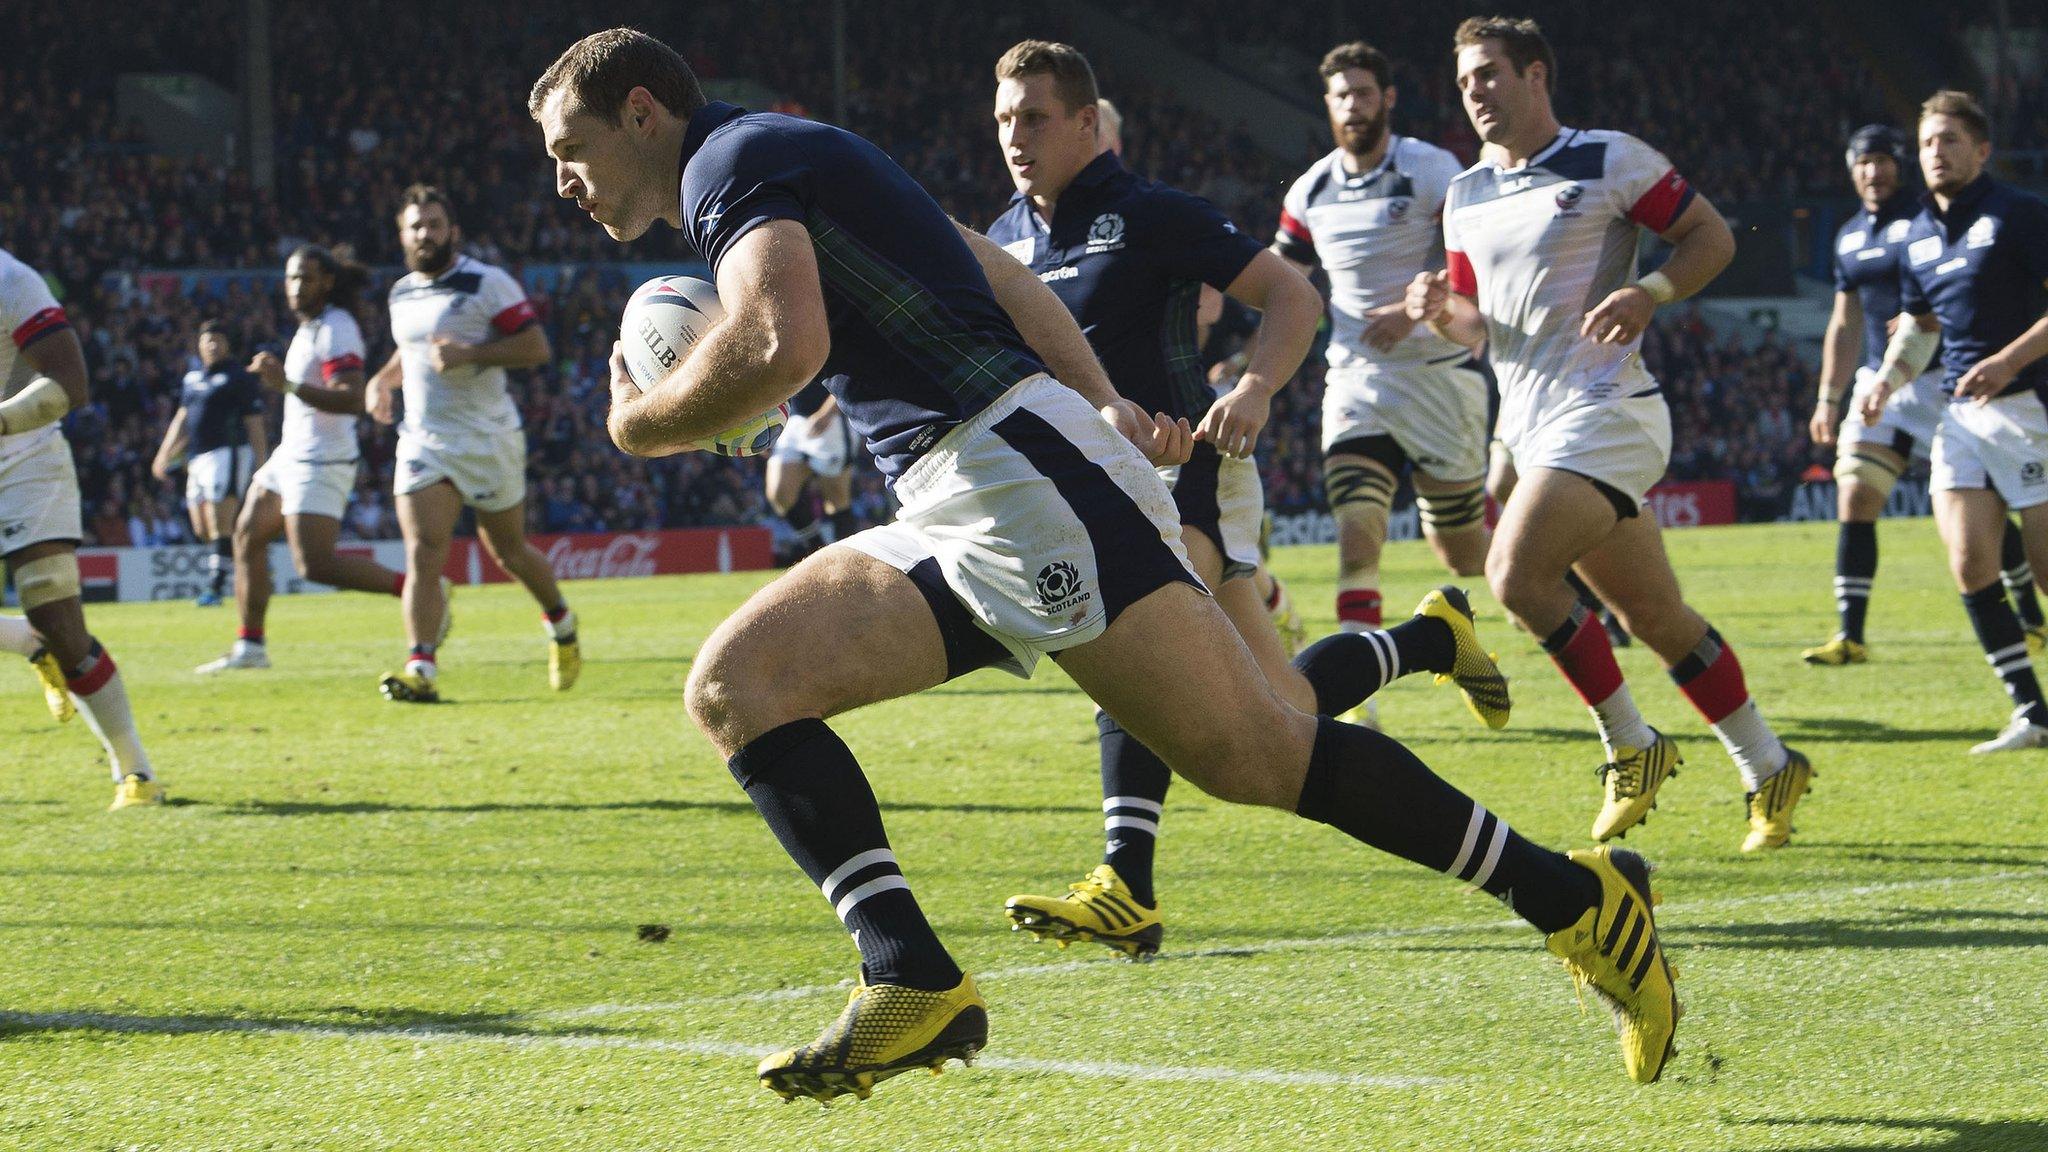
[207,797,1099,818]
[1772,716,1998,744]
[1737,1116,2048,1151]
[1676,906,2048,951]
[0,1004,628,1044]
[1797,841,2048,868]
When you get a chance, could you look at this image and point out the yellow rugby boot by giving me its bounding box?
[28,647,74,723]
[378,668,440,703]
[1415,586,1511,729]
[1003,863,1162,959]
[1800,635,1867,666]
[1741,747,1814,853]
[549,637,581,691]
[1267,575,1307,658]
[758,975,987,1105]
[2027,624,2048,655]
[109,774,165,811]
[1591,731,1682,841]
[1546,846,1681,1084]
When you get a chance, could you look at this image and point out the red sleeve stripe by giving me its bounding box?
[11,305,69,349]
[1445,250,1478,297]
[491,300,540,335]
[1627,168,1695,233]
[320,353,365,382]
[1278,209,1314,246]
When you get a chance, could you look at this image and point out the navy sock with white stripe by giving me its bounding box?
[1294,716,1598,933]
[1962,582,2048,727]
[1835,520,1876,643]
[1097,711,1167,907]
[1291,616,1456,716]
[2000,519,2044,629]
[727,719,962,990]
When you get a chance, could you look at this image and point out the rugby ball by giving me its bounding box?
[620,275,786,457]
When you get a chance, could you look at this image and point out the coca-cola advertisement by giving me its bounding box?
[443,527,774,585]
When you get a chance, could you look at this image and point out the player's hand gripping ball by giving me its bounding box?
[619,276,787,457]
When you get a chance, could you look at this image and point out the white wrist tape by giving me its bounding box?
[0,376,71,435]
[1879,321,1939,390]
[1634,271,1677,305]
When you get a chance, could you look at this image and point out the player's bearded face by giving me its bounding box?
[400,206,456,274]
[1324,70,1389,156]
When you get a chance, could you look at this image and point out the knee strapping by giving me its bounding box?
[1834,450,1902,497]
[14,552,81,609]
[1417,484,1487,532]
[1325,462,1396,515]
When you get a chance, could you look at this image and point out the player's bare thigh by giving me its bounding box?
[1837,441,1906,521]
[1412,468,1490,577]
[1571,511,1708,661]
[1181,526,1314,714]
[398,481,463,550]
[1056,580,1316,810]
[1488,466,1622,626]
[235,487,286,552]
[685,545,953,757]
[473,499,535,556]
[1934,488,2010,591]
[815,469,854,514]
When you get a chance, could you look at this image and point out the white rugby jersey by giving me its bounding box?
[0,246,72,467]
[1276,136,1469,370]
[386,255,537,446]
[278,304,367,464]
[1442,128,1695,437]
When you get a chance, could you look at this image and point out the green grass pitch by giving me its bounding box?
[3,518,2044,1150]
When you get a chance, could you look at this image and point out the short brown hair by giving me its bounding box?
[530,27,706,124]
[1319,41,1391,91]
[1919,89,1991,143]
[394,183,457,228]
[1453,16,1556,95]
[995,40,1100,112]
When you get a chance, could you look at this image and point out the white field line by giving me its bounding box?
[544,866,2048,1019]
[4,867,2034,1093]
[0,1009,1441,1089]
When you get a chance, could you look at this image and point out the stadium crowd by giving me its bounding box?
[0,1,1935,543]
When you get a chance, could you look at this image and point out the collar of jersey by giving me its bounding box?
[1014,151,1127,231]
[679,101,748,182]
[1921,172,1995,223]
[1336,136,1401,185]
[1488,127,1574,175]
[1865,190,1918,227]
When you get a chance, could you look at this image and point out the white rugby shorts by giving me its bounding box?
[1321,357,1489,482]
[1499,391,1672,510]
[1840,366,1943,462]
[1931,390,2048,510]
[0,432,82,551]
[771,407,856,478]
[396,429,527,514]
[843,375,1201,678]
[250,456,359,521]
[184,444,255,507]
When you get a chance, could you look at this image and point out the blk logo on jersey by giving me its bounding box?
[1034,560,1090,613]
[1085,213,1127,253]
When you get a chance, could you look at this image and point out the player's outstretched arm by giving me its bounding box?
[1861,312,1940,421]
[150,408,190,481]
[1581,196,1735,345]
[609,219,829,458]
[952,221,1120,410]
[1812,291,1862,447]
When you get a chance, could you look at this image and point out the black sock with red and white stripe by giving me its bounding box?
[729,718,962,990]
[1669,625,1787,790]
[1291,616,1456,715]
[1294,716,1598,932]
[1542,604,1655,751]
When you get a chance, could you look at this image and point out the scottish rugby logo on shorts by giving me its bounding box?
[1034,560,1091,614]
[1085,213,1126,253]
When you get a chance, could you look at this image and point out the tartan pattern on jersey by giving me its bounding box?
[806,210,1039,409]
[1160,278,1212,421]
